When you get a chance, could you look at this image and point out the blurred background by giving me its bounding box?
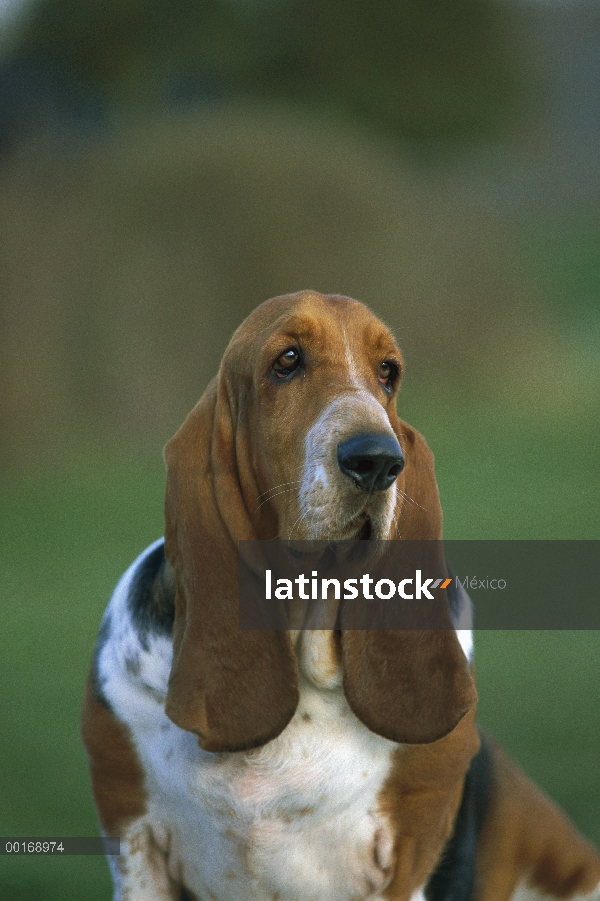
[0,0,598,897]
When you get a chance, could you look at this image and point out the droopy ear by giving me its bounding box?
[163,377,299,752]
[341,418,477,744]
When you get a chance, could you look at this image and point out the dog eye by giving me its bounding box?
[273,348,301,379]
[378,360,398,390]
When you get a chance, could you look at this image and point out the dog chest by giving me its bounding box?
[140,678,398,901]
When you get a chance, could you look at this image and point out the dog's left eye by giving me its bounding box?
[378,360,398,390]
[273,348,301,379]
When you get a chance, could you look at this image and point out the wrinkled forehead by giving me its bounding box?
[225,291,401,368]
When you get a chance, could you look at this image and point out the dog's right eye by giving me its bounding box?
[272,348,301,379]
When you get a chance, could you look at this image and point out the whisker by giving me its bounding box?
[287,508,313,542]
[254,485,301,514]
[398,489,425,511]
[287,511,307,541]
[280,491,303,518]
[389,507,403,537]
[255,479,303,502]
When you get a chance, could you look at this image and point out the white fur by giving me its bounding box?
[456,629,474,663]
[410,891,427,901]
[454,578,474,663]
[299,392,398,541]
[343,327,363,391]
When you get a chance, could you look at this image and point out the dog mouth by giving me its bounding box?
[357,517,372,540]
[308,512,372,542]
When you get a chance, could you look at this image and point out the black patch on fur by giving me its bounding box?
[180,891,193,901]
[424,731,493,901]
[127,540,175,649]
[90,613,112,709]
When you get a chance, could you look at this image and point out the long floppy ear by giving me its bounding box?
[341,417,477,744]
[163,377,299,752]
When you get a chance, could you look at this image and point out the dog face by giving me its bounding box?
[221,291,405,542]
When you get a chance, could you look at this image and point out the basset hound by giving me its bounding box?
[82,291,600,901]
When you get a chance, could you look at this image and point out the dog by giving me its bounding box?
[82,291,600,901]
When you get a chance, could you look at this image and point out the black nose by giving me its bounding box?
[337,433,405,492]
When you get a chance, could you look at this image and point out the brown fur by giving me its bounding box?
[80,673,146,835]
[341,420,477,744]
[163,377,300,752]
[474,740,600,900]
[379,708,481,900]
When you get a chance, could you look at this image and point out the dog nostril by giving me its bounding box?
[337,433,404,492]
